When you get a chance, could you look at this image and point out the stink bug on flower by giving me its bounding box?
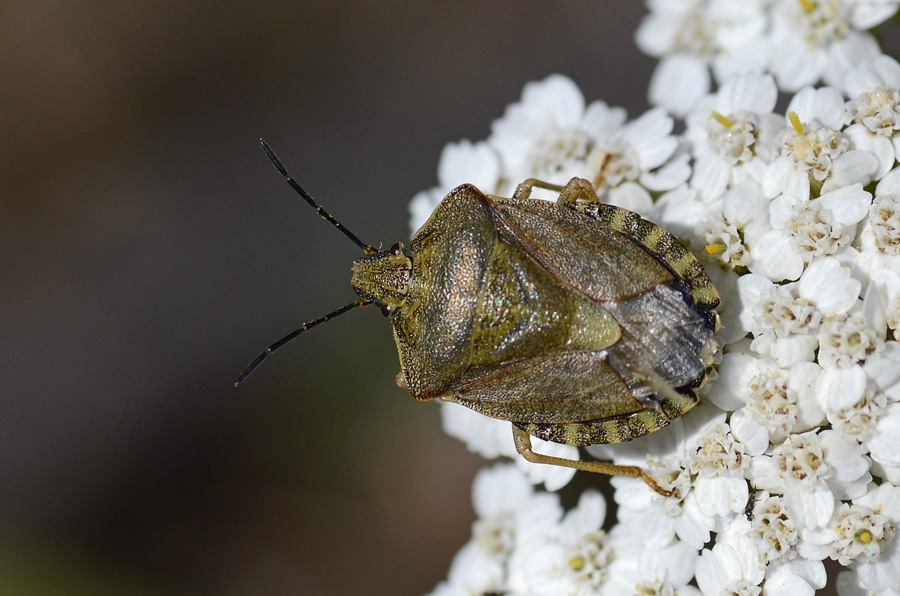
[238,140,721,496]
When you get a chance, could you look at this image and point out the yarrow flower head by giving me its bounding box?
[637,0,900,116]
[636,0,771,116]
[487,74,687,213]
[413,5,900,596]
[683,72,782,201]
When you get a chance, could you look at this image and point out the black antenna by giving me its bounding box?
[259,139,377,255]
[235,299,371,386]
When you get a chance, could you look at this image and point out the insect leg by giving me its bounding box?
[511,177,602,204]
[511,425,675,497]
[556,177,601,204]
[512,178,564,199]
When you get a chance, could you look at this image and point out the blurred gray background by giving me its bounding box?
[1,2,656,594]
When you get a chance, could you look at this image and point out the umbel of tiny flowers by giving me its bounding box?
[635,0,899,117]
[413,4,900,596]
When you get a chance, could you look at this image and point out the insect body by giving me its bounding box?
[239,141,721,495]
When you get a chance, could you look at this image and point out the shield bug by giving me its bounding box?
[238,140,721,496]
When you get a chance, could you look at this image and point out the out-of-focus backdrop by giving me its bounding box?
[1,3,655,594]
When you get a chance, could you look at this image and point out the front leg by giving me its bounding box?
[512,177,601,205]
[512,178,564,200]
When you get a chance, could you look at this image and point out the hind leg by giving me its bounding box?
[511,425,674,497]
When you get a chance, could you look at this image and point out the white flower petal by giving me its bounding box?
[713,38,771,82]
[634,6,679,57]
[769,192,802,230]
[409,187,446,234]
[844,124,895,181]
[863,340,900,393]
[696,544,741,595]
[722,181,770,226]
[856,532,900,592]
[844,54,900,97]
[817,183,872,226]
[786,86,847,130]
[869,404,900,467]
[821,150,879,194]
[876,164,900,196]
[607,181,653,212]
[521,74,585,128]
[446,542,504,593]
[787,362,826,432]
[718,71,778,114]
[442,401,514,460]
[642,148,691,190]
[654,185,709,236]
[750,230,805,281]
[784,482,835,530]
[815,365,867,413]
[694,475,749,517]
[797,257,861,314]
[763,157,810,202]
[824,32,882,90]
[730,407,770,454]
[851,2,900,29]
[691,154,731,200]
[713,353,757,410]
[675,492,715,548]
[644,542,701,589]
[436,140,501,191]
[472,463,533,517]
[770,36,827,92]
[624,107,677,169]
[821,430,871,489]
[764,559,827,596]
[648,54,711,117]
[854,483,900,522]
[768,335,819,367]
[582,100,628,136]
[736,274,773,332]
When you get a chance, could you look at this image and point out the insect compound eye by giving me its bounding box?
[389,242,404,256]
[380,302,395,317]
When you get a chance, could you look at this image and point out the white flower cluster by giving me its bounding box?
[636,0,899,116]
[429,464,702,596]
[412,4,900,596]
